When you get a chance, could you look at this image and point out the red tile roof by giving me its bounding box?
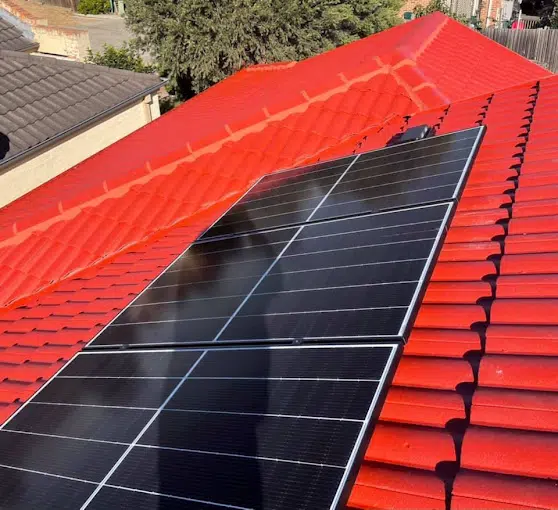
[0,12,556,509]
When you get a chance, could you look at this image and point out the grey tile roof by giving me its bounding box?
[0,18,38,52]
[0,50,165,165]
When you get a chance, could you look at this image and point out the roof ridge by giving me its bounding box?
[244,61,297,72]
[0,71,416,309]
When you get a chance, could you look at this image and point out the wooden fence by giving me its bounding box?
[482,28,558,73]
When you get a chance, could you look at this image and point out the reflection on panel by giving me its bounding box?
[90,227,296,347]
[218,203,452,342]
[200,156,356,240]
[312,127,483,220]
[201,127,483,239]
[2,344,398,510]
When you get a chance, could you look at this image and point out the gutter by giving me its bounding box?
[0,77,169,171]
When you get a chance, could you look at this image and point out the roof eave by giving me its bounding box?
[20,41,41,53]
[0,77,169,170]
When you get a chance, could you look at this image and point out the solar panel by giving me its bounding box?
[7,127,486,509]
[89,202,452,348]
[199,155,358,240]
[201,127,484,240]
[1,343,399,510]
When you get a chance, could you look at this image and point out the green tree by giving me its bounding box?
[85,43,155,74]
[125,0,403,99]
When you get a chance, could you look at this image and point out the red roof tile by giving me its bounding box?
[471,387,558,432]
[453,471,558,510]
[366,423,456,470]
[485,325,558,356]
[349,465,446,510]
[0,13,556,510]
[461,426,558,478]
[382,387,465,428]
[479,355,558,391]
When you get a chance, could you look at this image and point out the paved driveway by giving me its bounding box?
[74,14,131,52]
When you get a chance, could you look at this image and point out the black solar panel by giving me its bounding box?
[217,203,452,342]
[201,127,484,240]
[89,202,452,347]
[1,344,399,510]
[200,156,357,240]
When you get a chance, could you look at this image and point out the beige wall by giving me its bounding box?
[0,0,91,60]
[33,24,90,60]
[0,94,160,208]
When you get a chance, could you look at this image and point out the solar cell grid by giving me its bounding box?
[201,126,483,240]
[0,344,399,510]
[200,155,357,240]
[359,127,480,163]
[311,127,483,221]
[89,202,452,347]
[91,227,297,347]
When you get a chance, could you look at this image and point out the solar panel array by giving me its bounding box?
[92,203,452,347]
[1,344,397,509]
[201,127,482,240]
[0,126,485,510]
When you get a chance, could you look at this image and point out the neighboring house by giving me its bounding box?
[0,49,165,208]
[400,0,496,26]
[0,16,38,52]
[1,1,91,60]
[0,12,558,510]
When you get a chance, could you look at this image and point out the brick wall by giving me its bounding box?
[400,0,430,15]
[480,0,503,26]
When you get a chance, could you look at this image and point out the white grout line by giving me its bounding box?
[2,429,129,447]
[103,484,252,509]
[135,444,346,470]
[0,462,98,485]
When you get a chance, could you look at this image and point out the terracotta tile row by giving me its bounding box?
[349,80,552,509]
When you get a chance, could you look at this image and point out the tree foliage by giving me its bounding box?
[125,0,403,98]
[77,0,111,15]
[85,43,155,74]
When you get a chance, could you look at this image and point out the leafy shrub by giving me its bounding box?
[77,0,111,15]
[85,43,155,73]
